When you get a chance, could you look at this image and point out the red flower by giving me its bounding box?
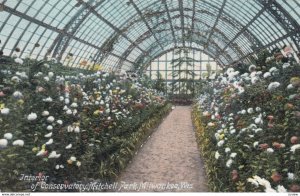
[272,142,282,149]
[259,143,269,150]
[231,170,239,182]
[271,172,282,183]
[290,184,300,192]
[291,136,299,144]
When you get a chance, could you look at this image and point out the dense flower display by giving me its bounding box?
[0,57,170,191]
[193,53,300,192]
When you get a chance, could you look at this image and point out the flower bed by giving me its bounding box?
[193,59,300,192]
[0,57,171,191]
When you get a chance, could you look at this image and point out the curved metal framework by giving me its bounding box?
[0,0,299,71]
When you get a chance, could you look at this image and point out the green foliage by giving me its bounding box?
[0,56,171,191]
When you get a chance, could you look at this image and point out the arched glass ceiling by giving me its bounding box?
[0,0,299,72]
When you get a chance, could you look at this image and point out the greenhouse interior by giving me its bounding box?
[0,0,300,193]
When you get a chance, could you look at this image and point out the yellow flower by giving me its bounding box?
[67,159,73,165]
[0,103,5,110]
[219,134,225,140]
[42,144,46,150]
[93,110,100,116]
[17,99,24,105]
[32,147,39,153]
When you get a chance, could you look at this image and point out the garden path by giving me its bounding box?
[117,106,208,192]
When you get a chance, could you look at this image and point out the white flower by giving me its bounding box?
[269,67,278,73]
[266,148,274,153]
[249,64,256,72]
[45,138,53,145]
[76,161,81,167]
[66,109,72,115]
[287,84,294,90]
[230,129,236,134]
[47,125,53,131]
[265,187,276,192]
[15,57,24,64]
[282,63,290,69]
[65,144,72,149]
[0,139,8,148]
[1,108,10,115]
[251,77,259,84]
[27,113,37,121]
[230,152,237,158]
[217,140,225,147]
[73,109,78,115]
[74,126,80,133]
[255,117,263,125]
[225,147,231,153]
[11,76,20,83]
[48,72,54,78]
[44,132,52,138]
[268,82,280,91]
[276,185,287,192]
[263,72,271,78]
[287,172,294,180]
[65,98,70,105]
[47,116,55,123]
[290,144,300,153]
[42,111,50,117]
[12,140,24,147]
[48,151,61,159]
[67,125,73,132]
[253,175,272,189]
[44,76,50,82]
[247,108,254,114]
[255,107,261,112]
[254,128,263,133]
[247,178,259,187]
[4,133,13,140]
[70,156,76,162]
[57,120,63,125]
[226,159,233,168]
[55,165,60,170]
[215,151,220,160]
[60,165,64,169]
[59,96,64,101]
[70,102,78,108]
[13,91,23,98]
[43,97,53,102]
[241,110,246,115]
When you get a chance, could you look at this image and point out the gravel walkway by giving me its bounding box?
[117,106,208,192]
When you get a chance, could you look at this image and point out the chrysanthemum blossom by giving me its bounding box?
[226,159,233,168]
[27,113,37,121]
[290,144,300,153]
[0,139,8,148]
[4,133,13,140]
[268,82,280,91]
[47,116,55,123]
[12,140,24,147]
[1,108,10,115]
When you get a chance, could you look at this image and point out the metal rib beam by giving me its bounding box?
[162,0,177,47]
[215,3,270,59]
[204,0,227,49]
[2,2,133,65]
[129,0,164,50]
[119,15,245,65]
[79,0,148,54]
[260,0,300,51]
[178,0,185,47]
[225,29,299,66]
